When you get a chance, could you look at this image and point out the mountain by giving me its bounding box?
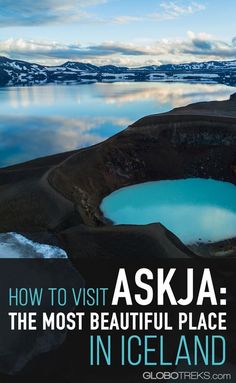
[0,56,236,87]
[139,60,236,72]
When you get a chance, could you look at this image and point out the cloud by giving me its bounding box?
[150,1,206,20]
[0,0,206,27]
[182,31,236,58]
[1,33,236,66]
[0,39,149,62]
[88,42,148,56]
[112,16,144,24]
[100,1,206,25]
[0,0,107,26]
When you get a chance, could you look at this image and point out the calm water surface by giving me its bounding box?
[101,178,236,244]
[0,82,234,167]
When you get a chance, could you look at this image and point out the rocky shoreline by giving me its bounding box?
[0,94,236,258]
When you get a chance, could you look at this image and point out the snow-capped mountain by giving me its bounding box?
[0,56,236,87]
[138,60,236,72]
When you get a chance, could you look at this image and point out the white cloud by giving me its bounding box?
[0,0,107,26]
[152,1,206,20]
[1,32,236,66]
[99,1,206,25]
[0,0,206,27]
[112,15,144,24]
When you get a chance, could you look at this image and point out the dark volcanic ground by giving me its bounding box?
[0,94,236,382]
[0,93,236,258]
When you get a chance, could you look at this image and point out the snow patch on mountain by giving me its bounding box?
[0,56,235,87]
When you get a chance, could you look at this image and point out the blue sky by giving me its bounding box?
[0,0,235,66]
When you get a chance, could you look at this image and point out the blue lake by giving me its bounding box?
[101,178,236,244]
[0,82,235,167]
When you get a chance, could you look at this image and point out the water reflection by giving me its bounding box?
[97,83,235,107]
[0,83,234,167]
[0,116,132,167]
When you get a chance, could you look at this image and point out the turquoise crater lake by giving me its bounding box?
[100,178,236,244]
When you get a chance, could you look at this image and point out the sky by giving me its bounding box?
[0,0,235,67]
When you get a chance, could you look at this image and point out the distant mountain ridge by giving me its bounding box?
[0,56,236,86]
